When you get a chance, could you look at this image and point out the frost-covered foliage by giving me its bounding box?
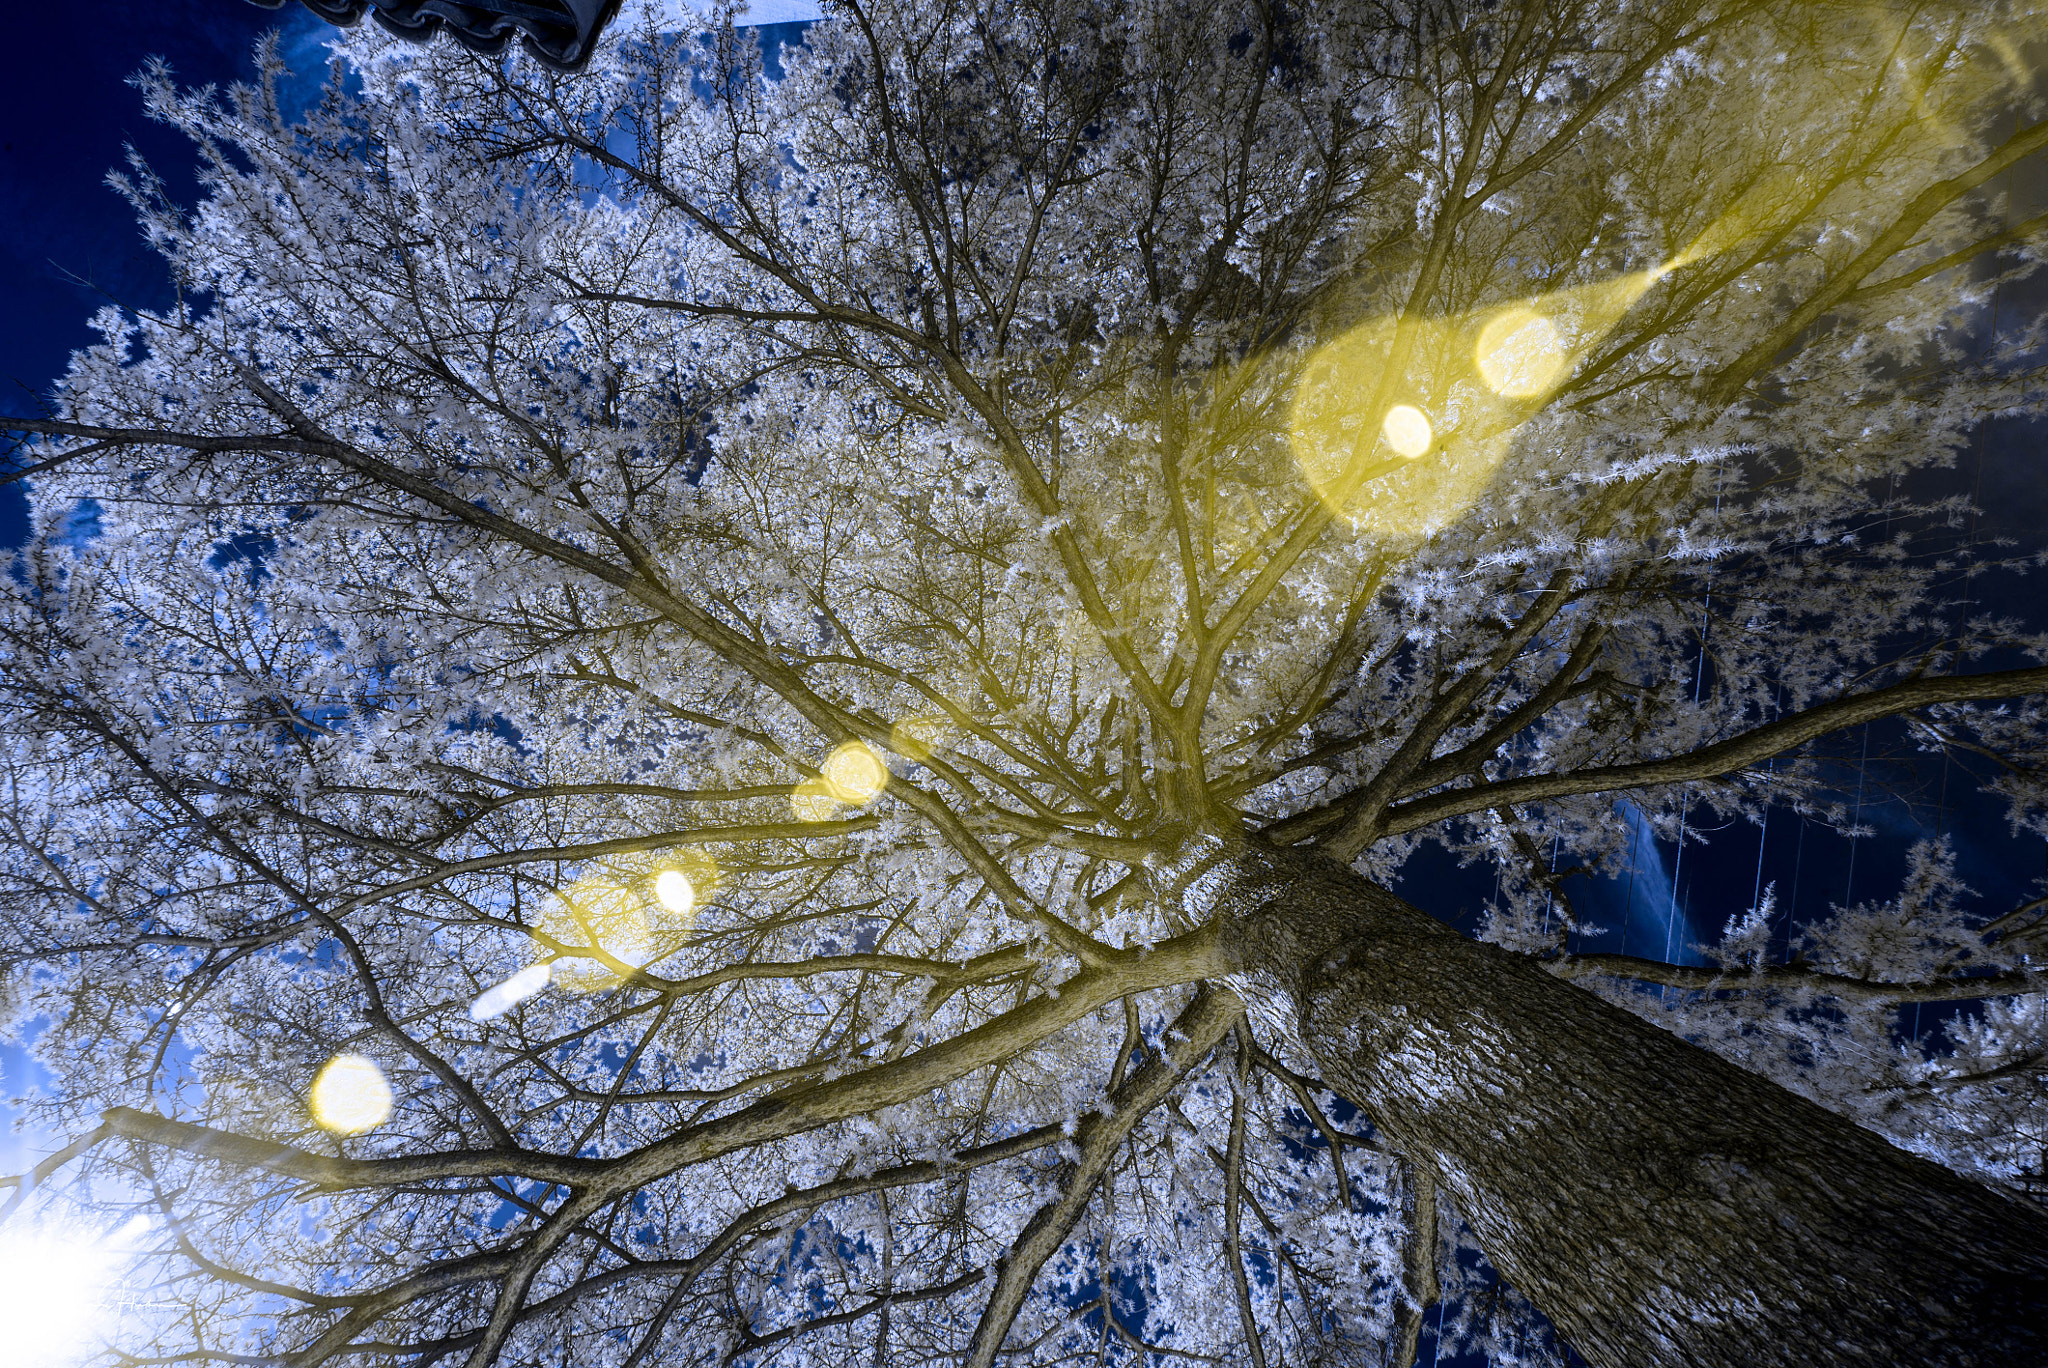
[2,0,2047,1364]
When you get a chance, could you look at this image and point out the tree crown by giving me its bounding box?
[4,3,2048,1363]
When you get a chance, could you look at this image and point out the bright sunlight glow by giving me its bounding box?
[649,853,716,931]
[821,740,890,805]
[539,878,666,989]
[309,1053,393,1134]
[654,869,696,917]
[0,1218,142,1366]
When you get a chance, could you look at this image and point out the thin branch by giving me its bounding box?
[1223,1037,1271,1368]
[0,1123,112,1223]
[1706,112,2048,405]
[959,986,1242,1368]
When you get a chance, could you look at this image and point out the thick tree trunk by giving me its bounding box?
[1206,846,2048,1368]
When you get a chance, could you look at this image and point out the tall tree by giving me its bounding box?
[5,2,2048,1364]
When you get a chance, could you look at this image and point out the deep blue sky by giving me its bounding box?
[0,2,344,547]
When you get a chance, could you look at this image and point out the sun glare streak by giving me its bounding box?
[1281,14,2007,538]
[1381,405,1433,458]
[309,1054,393,1135]
[1663,171,1806,275]
[1287,263,1670,534]
[0,1216,148,1367]
[469,963,553,1021]
[1655,9,1992,280]
[1475,310,1568,398]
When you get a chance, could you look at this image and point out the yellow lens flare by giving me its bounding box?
[652,850,718,931]
[790,777,843,822]
[1654,9,1988,279]
[309,1053,393,1135]
[1287,263,1669,536]
[794,740,890,819]
[525,855,715,990]
[822,740,889,803]
[1380,405,1433,458]
[1285,314,1403,490]
[1286,313,1501,538]
[1475,309,1568,398]
[1985,30,2030,90]
[540,878,660,990]
[887,713,956,764]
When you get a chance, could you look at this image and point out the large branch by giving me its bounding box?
[742,1268,991,1353]
[960,985,1242,1368]
[99,1108,600,1187]
[1840,207,2048,306]
[1390,1161,1439,1368]
[643,945,1032,999]
[1548,953,2048,1006]
[1372,664,2048,837]
[106,925,1220,1321]
[1325,565,1587,859]
[589,926,1220,1195]
[0,416,328,456]
[326,818,880,914]
[1221,1049,1271,1368]
[0,1122,111,1223]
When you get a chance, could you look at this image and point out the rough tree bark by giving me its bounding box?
[1205,845,2048,1368]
